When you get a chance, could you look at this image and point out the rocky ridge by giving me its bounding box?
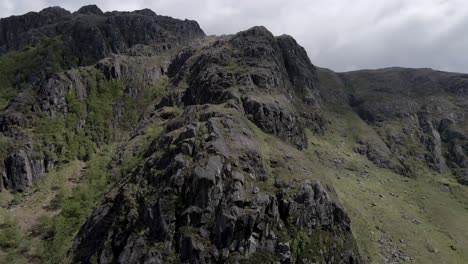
[68,26,361,263]
[0,5,204,192]
[0,4,467,264]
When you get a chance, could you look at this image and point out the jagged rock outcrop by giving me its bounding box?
[36,69,87,117]
[438,118,468,183]
[0,6,72,54]
[67,25,361,263]
[242,97,308,149]
[0,6,204,192]
[3,149,46,192]
[71,103,360,264]
[164,26,321,149]
[276,35,321,107]
[0,5,204,65]
[0,49,175,191]
[0,91,36,133]
[353,138,407,175]
[75,5,104,15]
[417,111,447,173]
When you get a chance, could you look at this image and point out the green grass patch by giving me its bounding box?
[39,150,112,264]
[223,63,247,74]
[0,215,23,249]
[120,76,168,130]
[0,154,113,264]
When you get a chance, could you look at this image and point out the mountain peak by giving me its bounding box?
[38,6,70,15]
[235,25,275,40]
[133,8,157,16]
[75,4,103,15]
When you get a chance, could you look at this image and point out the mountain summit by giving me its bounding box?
[0,5,467,264]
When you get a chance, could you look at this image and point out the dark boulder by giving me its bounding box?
[3,148,46,192]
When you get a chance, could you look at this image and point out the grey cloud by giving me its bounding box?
[0,0,467,73]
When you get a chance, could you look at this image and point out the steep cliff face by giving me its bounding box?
[0,5,204,64]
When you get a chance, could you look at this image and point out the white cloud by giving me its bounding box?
[0,0,467,72]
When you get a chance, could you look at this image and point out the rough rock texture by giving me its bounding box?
[353,138,407,175]
[417,111,447,173]
[0,50,174,191]
[3,149,46,192]
[0,5,204,192]
[339,68,468,181]
[0,6,72,54]
[75,4,104,15]
[0,5,204,65]
[1,4,467,264]
[276,35,321,107]
[68,25,360,263]
[160,27,322,151]
[71,105,360,264]
[242,97,308,149]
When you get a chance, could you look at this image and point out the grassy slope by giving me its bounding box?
[0,161,81,263]
[0,151,110,264]
[235,101,468,263]
[305,110,468,263]
[2,96,466,263]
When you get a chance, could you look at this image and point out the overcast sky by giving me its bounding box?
[1,0,467,73]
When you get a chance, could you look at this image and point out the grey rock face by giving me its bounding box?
[3,149,45,192]
[0,92,36,134]
[70,104,360,263]
[457,169,468,185]
[0,5,205,65]
[242,97,308,149]
[163,26,322,150]
[276,35,321,107]
[340,68,468,182]
[0,6,71,54]
[0,167,5,192]
[68,26,361,263]
[0,5,203,192]
[36,69,87,117]
[417,111,447,173]
[353,139,407,175]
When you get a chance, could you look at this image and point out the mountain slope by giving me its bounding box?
[0,5,467,264]
[0,5,204,192]
[68,26,360,263]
